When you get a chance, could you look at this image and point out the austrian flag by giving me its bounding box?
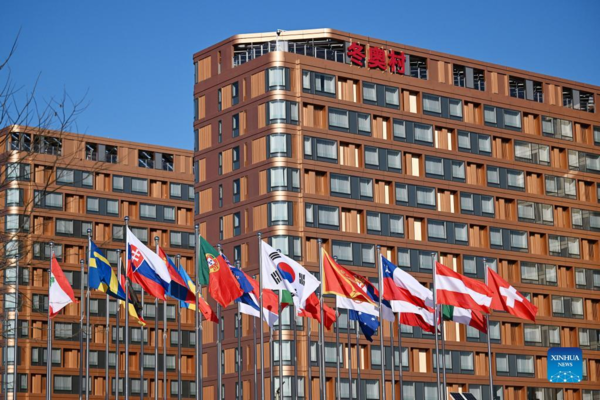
[488,268,537,322]
[435,262,492,314]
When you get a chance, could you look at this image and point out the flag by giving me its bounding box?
[175,264,218,323]
[435,262,492,314]
[397,302,436,333]
[49,255,77,318]
[381,256,433,309]
[488,268,537,322]
[260,241,320,310]
[89,241,126,301]
[442,305,486,333]
[158,246,195,304]
[120,274,146,326]
[299,293,337,330]
[348,309,379,342]
[126,227,171,300]
[199,237,243,308]
[322,250,376,307]
[197,234,209,286]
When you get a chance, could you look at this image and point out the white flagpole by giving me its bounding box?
[14,255,20,400]
[253,309,258,400]
[376,247,386,400]
[78,258,84,400]
[432,252,441,400]
[176,255,182,400]
[333,256,340,400]
[347,311,352,400]
[355,328,360,399]
[390,320,395,400]
[153,236,159,400]
[194,225,202,400]
[216,244,223,400]
[124,217,130,400]
[116,249,122,400]
[397,315,403,398]
[270,326,274,398]
[258,233,265,400]
[278,290,283,398]
[317,239,324,400]
[292,304,298,400]
[307,310,312,400]
[441,314,447,393]
[105,288,109,400]
[140,285,145,400]
[47,243,54,400]
[483,259,494,400]
[85,232,92,400]
[163,296,167,400]
[235,261,242,400]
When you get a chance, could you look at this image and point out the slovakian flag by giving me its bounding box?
[199,237,243,308]
[299,292,337,330]
[89,241,126,301]
[127,227,171,300]
[260,241,320,310]
[158,246,195,304]
[442,305,486,333]
[175,264,218,323]
[49,255,77,318]
[120,274,146,326]
[488,268,537,322]
[435,262,492,314]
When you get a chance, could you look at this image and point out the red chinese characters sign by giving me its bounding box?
[347,42,406,75]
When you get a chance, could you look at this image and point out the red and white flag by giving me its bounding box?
[435,262,492,314]
[49,255,77,318]
[487,268,537,322]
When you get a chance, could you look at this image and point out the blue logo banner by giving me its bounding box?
[547,347,583,383]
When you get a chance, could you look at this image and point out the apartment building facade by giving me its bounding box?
[193,29,600,400]
[0,125,197,398]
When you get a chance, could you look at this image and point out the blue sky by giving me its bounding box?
[3,0,599,149]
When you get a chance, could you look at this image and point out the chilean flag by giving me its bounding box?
[127,227,171,301]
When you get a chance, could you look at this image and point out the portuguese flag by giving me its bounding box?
[199,236,243,307]
[197,234,209,286]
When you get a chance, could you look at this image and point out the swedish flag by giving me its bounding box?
[89,241,126,301]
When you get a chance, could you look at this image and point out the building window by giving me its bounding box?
[542,116,573,141]
[269,201,292,226]
[267,67,288,91]
[303,70,335,97]
[304,136,338,163]
[458,131,492,156]
[545,175,576,199]
[328,107,371,135]
[268,167,300,192]
[459,193,494,218]
[549,235,580,258]
[268,133,291,158]
[131,178,148,194]
[517,201,553,225]
[140,204,156,219]
[305,204,340,230]
[267,100,299,125]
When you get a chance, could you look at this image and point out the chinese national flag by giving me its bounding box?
[199,237,243,308]
[487,268,537,322]
[299,293,337,330]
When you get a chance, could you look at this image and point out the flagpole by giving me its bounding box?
[483,259,494,400]
[317,238,324,400]
[235,261,242,400]
[347,312,352,400]
[79,258,84,400]
[194,225,202,400]
[431,252,441,400]
[153,236,159,400]
[335,305,340,400]
[292,304,298,400]
[253,310,258,400]
[258,232,265,400]
[270,326,274,398]
[14,255,20,400]
[355,328,360,400]
[390,320,395,400]
[441,314,447,394]
[105,289,109,400]
[125,217,130,400]
[176,255,182,400]
[216,244,223,400]
[116,249,122,400]
[307,311,312,400]
[376,246,386,400]
[140,285,145,400]
[86,232,92,400]
[397,316,403,399]
[333,256,340,400]
[47,242,54,400]
[278,290,283,398]
[163,296,167,400]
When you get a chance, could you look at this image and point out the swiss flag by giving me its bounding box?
[487,268,537,322]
